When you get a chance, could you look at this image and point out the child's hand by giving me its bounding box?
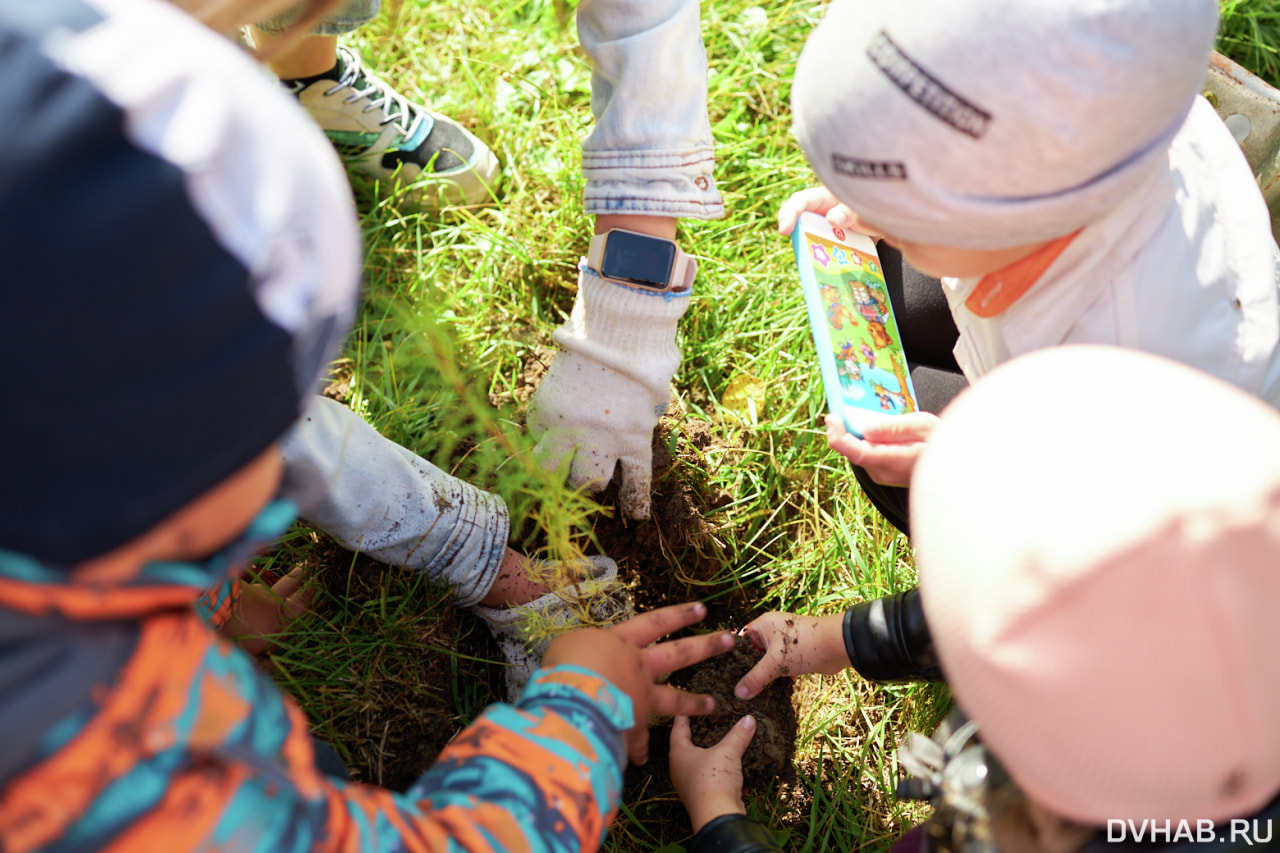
[734,612,849,700]
[223,566,312,656]
[542,602,735,767]
[826,412,940,487]
[777,185,886,239]
[670,714,756,832]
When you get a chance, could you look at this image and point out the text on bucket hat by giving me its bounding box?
[791,0,1219,250]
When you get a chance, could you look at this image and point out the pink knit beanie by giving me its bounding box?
[910,345,1280,823]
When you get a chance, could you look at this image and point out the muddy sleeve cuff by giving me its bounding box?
[688,814,783,853]
[281,396,508,608]
[842,589,943,683]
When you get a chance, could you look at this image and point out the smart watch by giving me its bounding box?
[586,228,697,292]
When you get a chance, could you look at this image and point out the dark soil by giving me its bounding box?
[678,637,798,790]
[269,370,802,813]
[488,342,553,410]
[621,637,797,819]
[588,419,744,622]
[584,420,802,836]
[258,537,469,792]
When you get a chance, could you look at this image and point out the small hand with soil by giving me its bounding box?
[543,602,735,767]
[735,611,849,700]
[669,713,755,832]
[222,566,313,656]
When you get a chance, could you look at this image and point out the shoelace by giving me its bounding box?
[324,49,425,141]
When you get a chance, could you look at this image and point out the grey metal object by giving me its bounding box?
[1205,51,1280,241]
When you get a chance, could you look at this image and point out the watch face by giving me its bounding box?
[600,230,677,289]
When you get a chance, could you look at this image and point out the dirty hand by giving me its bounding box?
[670,714,756,832]
[222,566,312,656]
[527,262,691,520]
[543,602,734,767]
[735,611,849,701]
[826,412,940,488]
[777,185,886,240]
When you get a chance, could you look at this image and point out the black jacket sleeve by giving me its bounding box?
[842,589,943,682]
[687,814,783,853]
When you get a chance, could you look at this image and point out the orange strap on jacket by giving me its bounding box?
[964,230,1081,318]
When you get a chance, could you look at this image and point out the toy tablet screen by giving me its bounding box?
[790,211,917,437]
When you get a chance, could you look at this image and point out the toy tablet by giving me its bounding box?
[791,211,917,438]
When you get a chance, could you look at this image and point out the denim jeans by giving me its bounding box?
[258,0,378,36]
[275,2,722,606]
[578,0,722,219]
[263,0,722,220]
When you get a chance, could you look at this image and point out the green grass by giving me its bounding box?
[249,1,1280,850]
[1220,0,1280,87]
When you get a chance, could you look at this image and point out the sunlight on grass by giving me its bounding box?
[1220,0,1280,86]
[253,0,1279,849]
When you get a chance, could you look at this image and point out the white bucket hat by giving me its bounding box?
[792,0,1219,249]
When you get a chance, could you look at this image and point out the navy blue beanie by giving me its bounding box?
[0,0,361,565]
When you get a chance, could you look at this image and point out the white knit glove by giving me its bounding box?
[528,260,692,519]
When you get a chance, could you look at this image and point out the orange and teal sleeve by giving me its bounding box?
[195,576,240,629]
[0,608,631,853]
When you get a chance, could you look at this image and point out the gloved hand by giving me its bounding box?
[472,555,633,700]
[528,260,691,519]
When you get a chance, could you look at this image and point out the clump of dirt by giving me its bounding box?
[321,360,353,403]
[489,343,554,409]
[621,635,799,818]
[263,401,804,816]
[677,636,798,790]
[533,415,804,818]
[588,418,742,621]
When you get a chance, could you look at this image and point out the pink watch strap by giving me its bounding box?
[587,229,697,292]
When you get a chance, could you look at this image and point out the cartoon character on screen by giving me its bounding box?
[873,381,909,413]
[838,342,862,384]
[860,342,877,369]
[851,281,885,325]
[821,283,854,331]
[870,287,889,317]
[867,320,892,349]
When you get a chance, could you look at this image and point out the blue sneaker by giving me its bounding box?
[289,46,500,208]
